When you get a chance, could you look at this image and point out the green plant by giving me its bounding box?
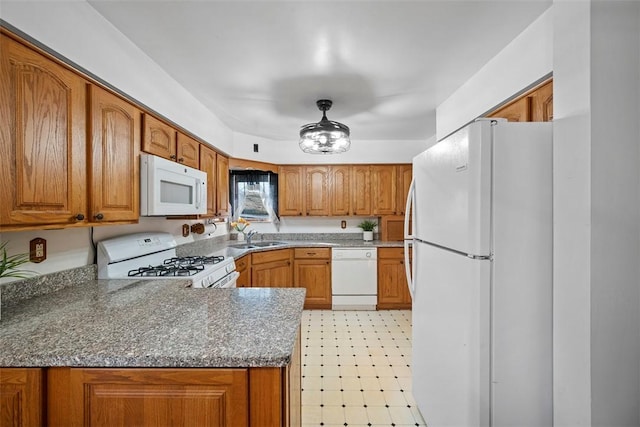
[357,220,377,232]
[0,242,35,279]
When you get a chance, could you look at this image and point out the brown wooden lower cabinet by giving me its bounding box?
[236,254,252,287]
[377,247,412,309]
[293,248,332,309]
[251,249,293,287]
[1,333,301,426]
[0,368,44,427]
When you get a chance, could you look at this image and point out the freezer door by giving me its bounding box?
[413,121,492,256]
[412,241,491,427]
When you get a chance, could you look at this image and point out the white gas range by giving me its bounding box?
[97,232,238,288]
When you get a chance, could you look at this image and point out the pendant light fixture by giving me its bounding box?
[299,99,351,154]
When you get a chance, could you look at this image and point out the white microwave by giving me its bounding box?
[140,153,207,216]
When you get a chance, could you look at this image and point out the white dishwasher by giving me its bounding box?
[331,247,378,310]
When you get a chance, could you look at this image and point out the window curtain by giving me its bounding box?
[230,170,279,222]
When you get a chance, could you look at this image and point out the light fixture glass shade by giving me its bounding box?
[299,100,351,154]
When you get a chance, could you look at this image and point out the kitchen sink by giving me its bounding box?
[229,241,286,249]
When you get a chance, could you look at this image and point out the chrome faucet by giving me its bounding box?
[246,230,259,245]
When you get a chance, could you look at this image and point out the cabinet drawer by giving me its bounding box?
[294,248,331,259]
[251,248,292,265]
[377,247,406,259]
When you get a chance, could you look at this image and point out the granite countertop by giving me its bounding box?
[0,278,305,368]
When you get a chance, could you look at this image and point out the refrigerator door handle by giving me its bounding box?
[404,177,415,240]
[404,177,415,299]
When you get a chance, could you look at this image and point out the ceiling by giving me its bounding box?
[88,0,551,142]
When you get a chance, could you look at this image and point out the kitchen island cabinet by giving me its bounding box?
[0,368,44,427]
[0,281,304,427]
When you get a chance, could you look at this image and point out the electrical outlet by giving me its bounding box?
[341,220,347,229]
[29,237,46,263]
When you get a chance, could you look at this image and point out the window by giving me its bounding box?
[230,170,278,221]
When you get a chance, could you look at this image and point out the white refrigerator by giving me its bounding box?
[404,119,553,427]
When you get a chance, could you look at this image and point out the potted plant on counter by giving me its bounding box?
[357,220,377,242]
[0,241,34,280]
[0,241,36,320]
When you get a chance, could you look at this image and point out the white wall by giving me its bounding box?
[0,1,233,154]
[436,7,553,139]
[588,1,640,424]
[437,1,640,424]
[552,2,593,424]
[232,131,432,164]
[554,1,640,424]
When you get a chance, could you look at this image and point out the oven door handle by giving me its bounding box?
[211,271,239,289]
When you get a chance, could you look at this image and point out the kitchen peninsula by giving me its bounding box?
[0,278,305,426]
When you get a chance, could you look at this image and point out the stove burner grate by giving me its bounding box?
[126,255,225,278]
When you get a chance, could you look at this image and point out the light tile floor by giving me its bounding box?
[301,310,427,427]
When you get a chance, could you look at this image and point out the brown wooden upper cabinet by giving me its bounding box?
[200,144,218,217]
[279,166,305,216]
[142,114,203,169]
[0,34,88,230]
[396,164,412,216]
[88,85,140,224]
[216,153,230,217]
[351,165,372,216]
[330,165,351,216]
[278,164,410,217]
[371,165,397,215]
[176,132,200,168]
[305,166,331,216]
[488,79,553,122]
[199,145,230,218]
[142,114,177,160]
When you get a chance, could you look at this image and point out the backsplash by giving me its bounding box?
[0,264,96,307]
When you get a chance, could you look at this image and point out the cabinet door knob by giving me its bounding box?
[178,157,184,163]
[75,213,85,221]
[94,213,104,220]
[170,154,177,160]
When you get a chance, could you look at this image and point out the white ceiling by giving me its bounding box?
[88,0,551,142]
